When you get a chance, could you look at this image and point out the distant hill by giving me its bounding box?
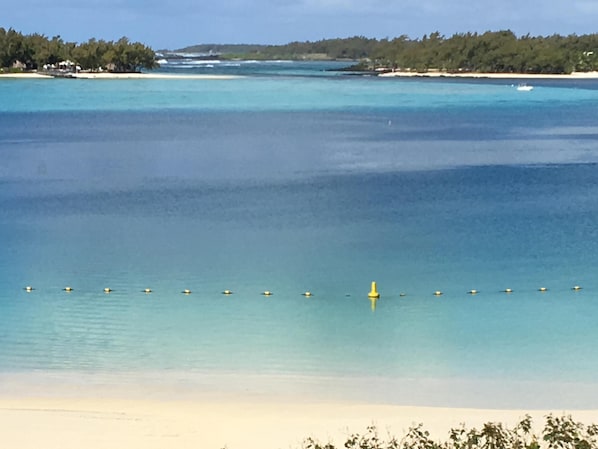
[173,44,270,54]
[170,37,379,61]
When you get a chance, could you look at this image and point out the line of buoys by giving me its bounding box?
[20,283,588,297]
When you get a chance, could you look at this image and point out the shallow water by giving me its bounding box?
[1,65,598,407]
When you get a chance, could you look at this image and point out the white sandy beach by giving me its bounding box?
[1,372,597,449]
[0,72,53,78]
[378,70,598,79]
[0,72,239,80]
[1,393,597,449]
[71,72,240,80]
[1,370,597,448]
[3,70,598,80]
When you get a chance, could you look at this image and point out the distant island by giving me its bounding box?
[2,28,598,75]
[173,31,598,75]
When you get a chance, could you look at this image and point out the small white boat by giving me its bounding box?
[516,84,534,91]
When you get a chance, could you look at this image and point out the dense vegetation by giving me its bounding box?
[0,28,157,72]
[4,28,598,74]
[180,31,598,74]
[302,415,598,449]
[175,37,379,61]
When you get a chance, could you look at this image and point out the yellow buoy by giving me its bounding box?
[503,288,513,293]
[143,288,152,294]
[262,291,273,296]
[302,291,312,297]
[538,287,548,292]
[368,281,380,299]
[433,291,443,296]
[572,286,582,291]
[104,287,112,293]
[182,289,192,295]
[222,290,233,295]
[468,289,478,295]
[63,286,73,292]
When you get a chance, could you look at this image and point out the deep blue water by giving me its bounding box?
[1,65,598,408]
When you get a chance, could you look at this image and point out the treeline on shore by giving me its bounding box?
[4,28,598,75]
[0,28,157,72]
[181,31,598,74]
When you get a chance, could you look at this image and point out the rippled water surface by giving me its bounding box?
[2,65,598,407]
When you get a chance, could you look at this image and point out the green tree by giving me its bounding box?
[102,37,157,72]
[1,28,25,68]
[72,38,109,71]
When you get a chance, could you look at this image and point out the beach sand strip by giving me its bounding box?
[1,395,597,449]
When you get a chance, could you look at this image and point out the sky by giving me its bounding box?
[2,0,598,50]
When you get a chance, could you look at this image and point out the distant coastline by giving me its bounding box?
[3,29,598,77]
[377,70,598,79]
[0,71,240,80]
[2,69,598,80]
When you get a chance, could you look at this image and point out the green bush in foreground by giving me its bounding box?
[302,414,598,449]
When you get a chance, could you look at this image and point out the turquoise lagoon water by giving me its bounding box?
[2,64,598,408]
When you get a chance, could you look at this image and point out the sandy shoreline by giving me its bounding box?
[2,70,598,80]
[0,72,53,78]
[1,394,597,449]
[378,70,598,79]
[0,72,239,80]
[1,372,597,448]
[72,72,240,80]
